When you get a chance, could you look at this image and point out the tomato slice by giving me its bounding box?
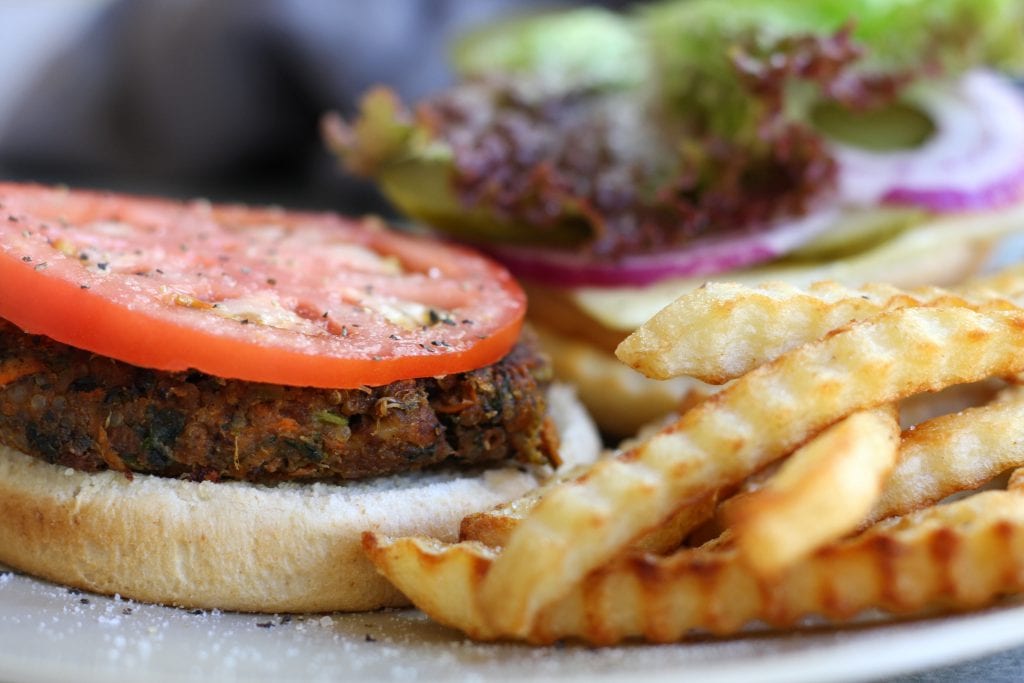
[0,183,526,388]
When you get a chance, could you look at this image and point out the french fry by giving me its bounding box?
[726,406,900,576]
[363,533,497,640]
[958,263,1024,299]
[460,465,587,548]
[461,413,717,551]
[897,378,1005,428]
[866,384,1024,524]
[615,280,1020,384]
[535,487,1024,644]
[460,463,719,554]
[720,384,1024,530]
[1009,467,1024,492]
[478,307,1024,636]
[365,484,1024,644]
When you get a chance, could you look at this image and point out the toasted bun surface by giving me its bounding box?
[0,384,598,613]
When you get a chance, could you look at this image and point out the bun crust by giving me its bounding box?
[0,385,597,613]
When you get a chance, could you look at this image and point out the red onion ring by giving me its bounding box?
[483,207,840,287]
[836,71,1024,212]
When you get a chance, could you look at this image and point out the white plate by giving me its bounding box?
[1,569,1022,683]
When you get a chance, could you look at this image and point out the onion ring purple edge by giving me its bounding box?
[881,166,1024,213]
[484,207,840,288]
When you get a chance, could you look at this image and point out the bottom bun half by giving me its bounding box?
[0,384,599,614]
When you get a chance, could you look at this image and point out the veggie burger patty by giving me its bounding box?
[0,321,556,483]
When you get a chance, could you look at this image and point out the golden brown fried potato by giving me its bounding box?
[867,384,1024,524]
[365,485,1024,645]
[477,307,1024,636]
[460,465,587,548]
[534,487,1024,644]
[720,383,1024,531]
[460,412,704,555]
[616,280,1020,384]
[362,533,497,639]
[365,265,1024,645]
[461,461,719,554]
[726,406,900,576]
[897,378,1005,428]
[958,263,1024,298]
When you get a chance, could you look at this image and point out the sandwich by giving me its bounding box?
[326,0,1024,436]
[0,183,599,612]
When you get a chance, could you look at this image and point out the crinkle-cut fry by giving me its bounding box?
[958,263,1024,299]
[480,307,1024,636]
[723,384,1024,528]
[461,490,717,555]
[897,378,1005,428]
[362,533,498,639]
[615,280,1020,384]
[1009,468,1024,492]
[462,417,719,552]
[460,465,588,549]
[866,385,1024,525]
[726,406,900,576]
[461,463,718,554]
[534,489,1024,645]
[364,488,1024,645]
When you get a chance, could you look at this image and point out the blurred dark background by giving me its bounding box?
[0,0,632,215]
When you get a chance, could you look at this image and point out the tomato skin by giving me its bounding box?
[0,184,526,388]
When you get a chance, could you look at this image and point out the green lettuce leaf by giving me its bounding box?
[645,0,1024,139]
[452,7,646,90]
